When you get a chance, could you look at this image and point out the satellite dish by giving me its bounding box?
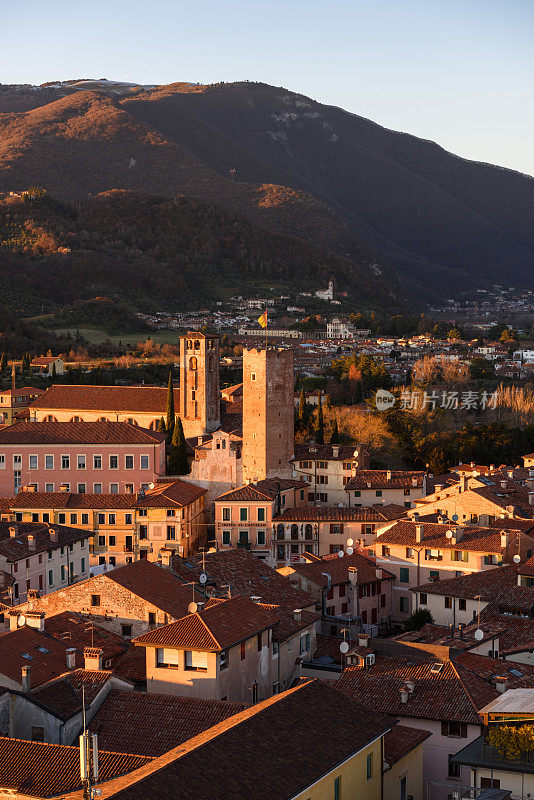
[452,514,459,522]
[446,530,453,539]
[337,550,344,558]
[339,641,349,654]
[513,554,521,563]
[199,572,208,585]
[346,547,354,555]
[474,629,484,641]
[17,615,26,627]
[347,538,354,547]
[148,482,155,489]
[187,602,198,613]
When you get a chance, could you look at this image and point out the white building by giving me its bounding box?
[315,281,334,301]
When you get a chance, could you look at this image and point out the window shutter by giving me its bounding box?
[441,721,448,736]
[461,723,467,738]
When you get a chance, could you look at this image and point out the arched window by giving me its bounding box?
[291,524,299,540]
[189,356,197,371]
[69,416,84,423]
[44,415,57,422]
[277,524,285,540]
[126,418,137,426]
[97,417,109,422]
[194,340,200,350]
[305,524,313,540]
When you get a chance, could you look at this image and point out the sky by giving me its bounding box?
[3,0,533,175]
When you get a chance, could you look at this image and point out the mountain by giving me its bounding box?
[0,190,400,316]
[0,79,533,301]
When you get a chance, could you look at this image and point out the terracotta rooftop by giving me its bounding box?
[384,724,432,766]
[134,596,279,651]
[346,470,425,491]
[0,626,84,688]
[90,690,245,757]
[43,611,127,662]
[293,444,365,462]
[274,504,406,522]
[135,480,206,508]
[0,521,90,562]
[287,551,394,587]
[27,669,114,721]
[29,384,179,413]
[9,492,138,510]
[215,478,306,503]
[71,679,392,800]
[0,736,150,797]
[375,520,521,552]
[172,548,317,612]
[111,645,147,685]
[0,421,166,445]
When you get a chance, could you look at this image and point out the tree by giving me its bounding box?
[167,416,189,475]
[22,352,30,373]
[166,370,175,433]
[157,417,166,432]
[51,361,57,378]
[404,608,434,631]
[330,417,340,445]
[447,328,462,341]
[297,388,307,430]
[0,353,6,375]
[316,391,324,445]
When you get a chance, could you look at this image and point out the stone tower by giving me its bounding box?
[242,347,295,483]
[179,332,220,438]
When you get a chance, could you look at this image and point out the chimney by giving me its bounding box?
[452,527,463,544]
[25,612,45,632]
[500,480,507,489]
[400,687,409,704]
[21,666,31,693]
[413,512,420,521]
[332,446,340,458]
[9,611,19,631]
[84,647,104,672]
[27,534,35,550]
[49,528,58,542]
[404,680,415,694]
[348,567,358,585]
[66,647,76,670]
[501,531,509,549]
[158,547,174,567]
[415,525,424,543]
[376,567,383,580]
[529,492,534,506]
[490,464,495,472]
[293,609,302,622]
[460,476,468,492]
[358,633,370,648]
[526,479,534,491]
[9,526,17,538]
[250,596,262,603]
[495,676,508,694]
[434,484,443,493]
[386,470,392,481]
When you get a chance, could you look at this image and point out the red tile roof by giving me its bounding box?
[30,384,179,413]
[44,611,127,662]
[0,737,150,796]
[288,552,394,587]
[293,444,364,462]
[0,626,83,688]
[28,669,113,721]
[274,505,405,522]
[215,478,306,503]
[0,421,165,445]
[346,470,425,490]
[375,520,520,552]
[0,521,91,562]
[134,596,279,651]
[9,492,137,510]
[136,480,206,508]
[90,690,245,757]
[111,645,147,685]
[384,724,431,765]
[76,679,392,800]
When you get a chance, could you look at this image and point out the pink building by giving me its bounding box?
[0,422,166,497]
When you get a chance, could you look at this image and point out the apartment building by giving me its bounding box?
[0,387,42,426]
[292,443,370,504]
[0,421,166,497]
[345,470,427,508]
[0,521,91,604]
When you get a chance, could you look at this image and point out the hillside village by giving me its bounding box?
[0,328,534,798]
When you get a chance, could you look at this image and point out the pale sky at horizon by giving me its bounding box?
[3,0,533,175]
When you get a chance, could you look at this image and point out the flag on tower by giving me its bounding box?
[258,310,268,328]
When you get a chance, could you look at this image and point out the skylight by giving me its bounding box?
[510,669,523,677]
[21,653,33,660]
[36,646,50,654]
[430,662,444,674]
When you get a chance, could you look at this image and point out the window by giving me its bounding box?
[61,455,70,469]
[77,455,86,470]
[405,547,414,558]
[257,632,263,652]
[70,513,77,525]
[81,557,86,573]
[45,483,54,492]
[429,570,440,580]
[29,455,38,470]
[109,483,119,494]
[97,513,105,525]
[419,593,427,605]
[138,508,147,517]
[48,569,53,586]
[220,650,229,670]
[109,455,118,470]
[108,514,116,525]
[400,567,410,583]
[257,507,266,522]
[375,490,382,497]
[139,525,148,539]
[93,455,102,470]
[257,529,266,546]
[241,641,246,660]
[121,624,132,637]
[0,455,4,470]
[222,507,231,522]
[459,598,466,611]
[404,488,411,496]
[381,545,390,557]
[480,778,500,789]
[125,513,132,525]
[167,509,176,517]
[334,775,342,800]
[441,721,467,738]
[13,454,22,468]
[445,596,452,609]
[251,372,256,381]
[222,530,231,546]
[452,550,469,563]
[184,650,208,671]
[448,755,461,779]
[399,597,409,613]
[31,513,39,522]
[366,752,373,780]
[167,526,176,540]
[31,726,44,742]
[58,513,66,524]
[156,648,180,669]
[60,565,66,582]
[140,455,149,470]
[109,536,116,547]
[98,535,106,547]
[239,507,248,522]
[125,455,134,470]
[93,483,102,494]
[91,594,101,607]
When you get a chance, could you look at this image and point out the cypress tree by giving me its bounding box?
[330,417,340,445]
[0,353,6,374]
[51,361,57,378]
[298,388,307,430]
[316,391,324,445]
[22,352,30,373]
[166,370,175,433]
[168,416,189,475]
[157,416,166,432]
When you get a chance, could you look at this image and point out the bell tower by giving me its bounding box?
[179,333,220,438]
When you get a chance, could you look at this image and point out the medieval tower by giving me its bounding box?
[242,347,295,483]
[179,332,220,438]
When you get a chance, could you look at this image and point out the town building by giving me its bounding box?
[292,443,370,504]
[345,470,427,509]
[214,478,307,563]
[0,421,166,497]
[242,347,294,483]
[30,356,64,376]
[0,387,43,426]
[179,332,220,437]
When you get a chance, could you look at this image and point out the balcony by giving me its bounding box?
[237,540,251,550]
